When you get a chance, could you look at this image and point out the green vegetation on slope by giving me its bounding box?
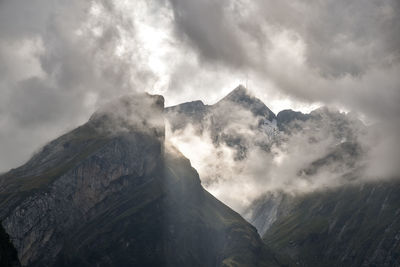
[263,181,400,267]
[49,149,280,267]
[0,123,110,218]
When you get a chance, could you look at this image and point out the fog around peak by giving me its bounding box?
[0,0,399,189]
[166,96,396,213]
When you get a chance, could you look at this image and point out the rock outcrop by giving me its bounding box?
[0,93,279,266]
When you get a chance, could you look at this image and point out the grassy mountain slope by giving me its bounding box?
[263,181,400,267]
[53,148,279,267]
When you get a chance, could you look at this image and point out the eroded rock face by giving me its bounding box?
[2,133,162,265]
[0,93,279,266]
[0,93,164,265]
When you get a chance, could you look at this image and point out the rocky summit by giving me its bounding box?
[165,85,278,160]
[166,86,400,267]
[0,93,279,266]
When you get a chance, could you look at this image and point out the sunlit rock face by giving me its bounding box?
[0,93,279,266]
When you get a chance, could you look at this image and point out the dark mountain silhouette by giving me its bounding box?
[0,223,20,266]
[0,93,279,266]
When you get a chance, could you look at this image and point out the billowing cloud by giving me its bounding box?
[165,0,400,115]
[0,0,399,192]
[0,0,157,171]
[166,98,370,213]
[163,0,400,191]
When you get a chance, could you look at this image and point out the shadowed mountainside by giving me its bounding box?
[0,93,279,267]
[263,181,400,266]
[0,223,20,266]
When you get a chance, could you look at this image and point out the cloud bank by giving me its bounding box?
[0,0,399,188]
[166,103,371,213]
[0,0,158,171]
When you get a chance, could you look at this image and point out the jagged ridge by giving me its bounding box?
[0,93,279,266]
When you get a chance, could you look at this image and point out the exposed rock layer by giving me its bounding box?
[0,93,279,266]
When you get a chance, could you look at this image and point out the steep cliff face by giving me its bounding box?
[2,132,163,265]
[0,94,165,266]
[263,181,400,267]
[0,93,279,266]
[51,146,278,267]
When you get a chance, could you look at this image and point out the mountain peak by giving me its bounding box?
[90,93,164,121]
[217,85,276,121]
[224,84,251,101]
[0,90,280,266]
[89,93,165,137]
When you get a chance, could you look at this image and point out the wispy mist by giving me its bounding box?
[0,0,399,188]
[166,99,393,213]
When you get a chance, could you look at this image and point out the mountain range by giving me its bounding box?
[165,85,400,266]
[0,93,279,266]
[1,86,399,266]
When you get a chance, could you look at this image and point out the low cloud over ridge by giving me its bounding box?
[0,0,399,185]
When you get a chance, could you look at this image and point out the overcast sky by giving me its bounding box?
[0,0,399,172]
